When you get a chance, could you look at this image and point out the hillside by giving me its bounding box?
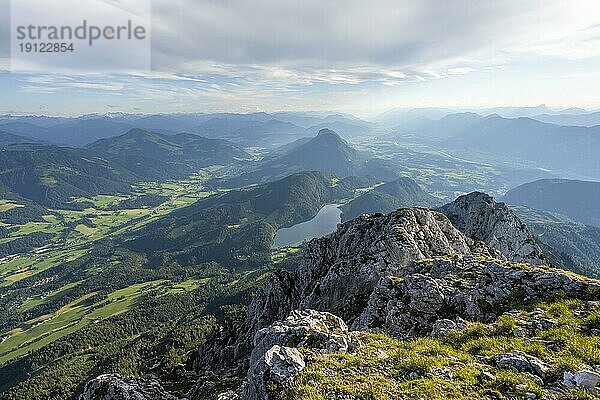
[84,192,600,400]
[88,129,250,170]
[504,179,600,227]
[396,113,600,178]
[221,129,363,187]
[124,171,359,268]
[512,205,600,278]
[341,177,440,221]
[0,131,39,146]
[0,144,137,208]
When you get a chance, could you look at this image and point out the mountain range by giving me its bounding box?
[504,179,600,227]
[0,112,374,148]
[396,113,600,179]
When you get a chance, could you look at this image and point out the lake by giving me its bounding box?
[273,204,341,248]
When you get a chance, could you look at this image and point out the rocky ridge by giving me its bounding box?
[80,192,600,400]
[438,191,547,265]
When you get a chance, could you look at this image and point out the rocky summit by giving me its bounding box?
[80,193,600,400]
[438,191,547,265]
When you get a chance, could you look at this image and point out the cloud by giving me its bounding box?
[149,1,600,72]
[2,0,600,114]
[447,67,475,75]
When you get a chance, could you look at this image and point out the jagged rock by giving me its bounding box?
[197,208,479,377]
[244,309,358,400]
[217,390,240,400]
[430,318,466,338]
[439,192,547,265]
[195,202,598,378]
[574,370,600,391]
[263,345,306,383]
[246,208,476,337]
[79,374,178,400]
[186,378,244,400]
[353,255,596,336]
[494,351,549,379]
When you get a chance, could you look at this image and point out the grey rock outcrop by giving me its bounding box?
[494,351,549,380]
[196,200,593,380]
[79,374,178,400]
[245,309,358,400]
[198,208,480,376]
[249,208,475,333]
[564,370,600,392]
[352,255,596,336]
[430,318,466,338]
[439,192,546,265]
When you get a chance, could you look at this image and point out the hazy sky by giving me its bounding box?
[1,0,600,116]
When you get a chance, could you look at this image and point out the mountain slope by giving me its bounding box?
[276,129,360,175]
[503,179,600,228]
[395,113,600,178]
[0,144,137,208]
[445,116,600,178]
[512,205,600,278]
[124,171,358,268]
[221,129,363,187]
[341,177,440,221]
[192,118,306,147]
[531,111,600,127]
[438,192,546,265]
[88,129,250,170]
[0,130,39,146]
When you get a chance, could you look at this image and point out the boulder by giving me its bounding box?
[79,374,178,400]
[574,370,600,390]
[244,309,358,400]
[494,351,549,379]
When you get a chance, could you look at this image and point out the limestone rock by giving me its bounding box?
[244,309,358,400]
[353,255,595,336]
[494,351,549,379]
[263,345,305,384]
[439,192,546,265]
[574,370,600,390]
[79,374,178,400]
[430,318,466,338]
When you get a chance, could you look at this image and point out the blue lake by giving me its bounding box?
[273,204,341,248]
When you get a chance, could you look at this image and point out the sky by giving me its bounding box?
[1,0,600,117]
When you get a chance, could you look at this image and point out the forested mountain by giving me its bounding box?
[220,129,363,188]
[124,171,362,268]
[88,129,250,168]
[504,179,600,227]
[512,205,600,278]
[0,144,137,208]
[341,177,440,221]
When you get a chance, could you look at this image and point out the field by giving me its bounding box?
[0,171,224,369]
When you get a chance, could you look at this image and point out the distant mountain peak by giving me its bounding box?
[316,128,340,138]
